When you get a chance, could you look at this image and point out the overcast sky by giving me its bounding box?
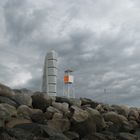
[1,0,140,106]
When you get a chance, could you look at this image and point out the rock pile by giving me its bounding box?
[0,83,140,140]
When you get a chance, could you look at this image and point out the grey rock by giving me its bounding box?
[117,132,138,140]
[47,118,70,132]
[64,131,79,140]
[32,93,52,112]
[12,93,32,107]
[0,83,15,97]
[52,102,69,113]
[50,133,70,140]
[56,97,81,107]
[0,103,17,121]
[0,96,18,107]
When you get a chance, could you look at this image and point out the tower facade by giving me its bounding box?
[63,70,75,98]
[42,50,57,96]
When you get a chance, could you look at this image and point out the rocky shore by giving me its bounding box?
[0,83,140,140]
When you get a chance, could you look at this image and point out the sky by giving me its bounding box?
[0,0,140,106]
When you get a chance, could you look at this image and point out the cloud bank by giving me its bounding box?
[0,0,140,106]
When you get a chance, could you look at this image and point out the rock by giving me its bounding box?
[52,102,69,113]
[80,98,99,108]
[111,105,129,118]
[44,111,53,120]
[17,105,43,119]
[103,111,127,124]
[14,123,64,138]
[6,127,34,140]
[128,109,139,122]
[48,118,70,132]
[64,131,79,140]
[31,112,48,124]
[117,132,138,140]
[53,112,63,119]
[70,106,96,137]
[0,83,15,97]
[86,107,106,131]
[70,106,89,122]
[81,133,108,140]
[12,93,32,107]
[0,119,4,127]
[0,96,18,107]
[6,118,32,128]
[32,93,52,112]
[0,132,18,140]
[129,120,138,129]
[0,103,17,121]
[50,133,70,140]
[56,97,81,107]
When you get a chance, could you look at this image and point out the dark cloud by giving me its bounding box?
[0,0,140,106]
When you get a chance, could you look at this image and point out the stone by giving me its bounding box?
[70,106,96,137]
[17,105,42,119]
[0,103,17,121]
[81,133,108,140]
[53,112,63,119]
[112,105,129,118]
[0,132,18,140]
[47,118,70,132]
[64,131,79,140]
[128,109,139,122]
[12,93,32,107]
[6,127,34,140]
[6,118,32,128]
[71,106,89,122]
[31,112,48,124]
[56,97,81,107]
[80,98,99,108]
[50,133,70,140]
[103,111,127,124]
[32,93,52,112]
[52,102,69,113]
[0,96,18,107]
[117,132,138,140]
[86,107,106,131]
[0,83,15,97]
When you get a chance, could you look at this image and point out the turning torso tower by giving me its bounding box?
[42,50,57,96]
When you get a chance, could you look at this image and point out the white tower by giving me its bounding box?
[63,70,75,98]
[42,50,57,96]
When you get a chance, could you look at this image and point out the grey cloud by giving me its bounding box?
[0,0,140,106]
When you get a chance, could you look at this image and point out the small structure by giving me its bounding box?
[42,50,57,96]
[63,69,75,98]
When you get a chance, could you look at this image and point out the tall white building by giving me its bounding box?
[42,50,57,96]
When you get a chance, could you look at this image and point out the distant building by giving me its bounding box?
[42,50,57,96]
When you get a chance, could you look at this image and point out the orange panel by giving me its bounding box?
[64,76,69,83]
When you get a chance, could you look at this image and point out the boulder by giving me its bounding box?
[0,103,17,121]
[112,105,129,118]
[117,132,138,140]
[103,111,128,124]
[0,83,15,97]
[80,98,99,108]
[50,133,70,140]
[32,93,52,112]
[6,127,34,140]
[17,105,42,119]
[128,109,139,122]
[47,118,70,132]
[52,102,69,113]
[70,106,96,137]
[64,131,79,140]
[6,118,32,128]
[0,96,18,107]
[86,107,106,131]
[53,112,63,119]
[31,112,48,124]
[12,93,32,107]
[56,97,81,107]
